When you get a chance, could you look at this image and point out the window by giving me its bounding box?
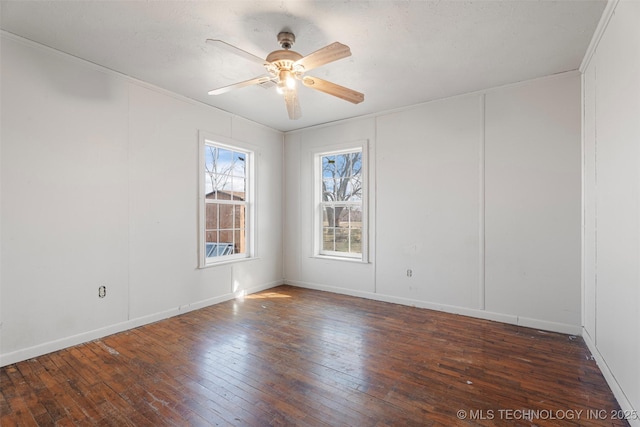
[315,146,366,260]
[200,135,254,266]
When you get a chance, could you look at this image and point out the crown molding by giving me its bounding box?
[580,0,620,73]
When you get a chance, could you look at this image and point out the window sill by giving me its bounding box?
[199,256,258,269]
[311,255,369,264]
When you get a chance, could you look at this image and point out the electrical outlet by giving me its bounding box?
[407,269,413,278]
[98,286,106,298]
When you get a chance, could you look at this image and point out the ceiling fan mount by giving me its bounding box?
[206,31,364,120]
[276,31,295,50]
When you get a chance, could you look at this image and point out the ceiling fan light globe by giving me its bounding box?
[277,70,296,92]
[286,75,296,89]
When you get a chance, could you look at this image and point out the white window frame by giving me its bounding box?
[198,132,256,268]
[313,141,368,262]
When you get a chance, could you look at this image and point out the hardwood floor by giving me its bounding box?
[0,285,629,426]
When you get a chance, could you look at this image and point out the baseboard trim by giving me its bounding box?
[0,280,281,367]
[582,330,640,427]
[284,279,582,335]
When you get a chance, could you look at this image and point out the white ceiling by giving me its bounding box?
[0,1,606,132]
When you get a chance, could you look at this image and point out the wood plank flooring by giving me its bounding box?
[0,285,629,426]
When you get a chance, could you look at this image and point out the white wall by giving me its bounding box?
[285,73,582,334]
[485,77,582,329]
[582,0,640,422]
[0,34,284,366]
[376,95,482,309]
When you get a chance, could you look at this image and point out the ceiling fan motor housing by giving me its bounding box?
[265,49,304,78]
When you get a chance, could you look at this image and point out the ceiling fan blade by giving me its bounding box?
[283,88,302,120]
[206,39,268,67]
[208,75,273,95]
[294,42,351,72]
[302,76,364,104]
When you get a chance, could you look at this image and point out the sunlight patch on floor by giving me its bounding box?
[245,291,292,299]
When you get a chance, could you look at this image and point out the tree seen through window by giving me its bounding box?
[320,150,363,256]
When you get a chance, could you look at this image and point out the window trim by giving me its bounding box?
[312,141,368,262]
[198,132,256,268]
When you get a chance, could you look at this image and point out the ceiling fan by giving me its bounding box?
[206,32,364,120]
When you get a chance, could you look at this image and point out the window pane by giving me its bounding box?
[219,204,233,229]
[322,179,335,200]
[205,146,217,174]
[349,206,362,224]
[206,177,215,199]
[207,174,231,198]
[217,148,233,168]
[345,178,362,201]
[350,226,362,254]
[205,146,238,199]
[232,153,246,176]
[234,205,245,229]
[205,230,218,244]
[323,206,335,227]
[219,229,233,243]
[335,178,348,202]
[339,179,352,201]
[352,154,362,177]
[234,230,245,254]
[206,241,232,257]
[324,177,364,202]
[231,177,245,199]
[322,227,335,252]
[205,174,214,195]
[216,174,233,195]
[336,154,347,174]
[204,145,218,195]
[322,155,336,177]
[336,206,349,226]
[334,227,349,253]
[350,207,363,253]
[205,147,233,175]
[206,203,218,230]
